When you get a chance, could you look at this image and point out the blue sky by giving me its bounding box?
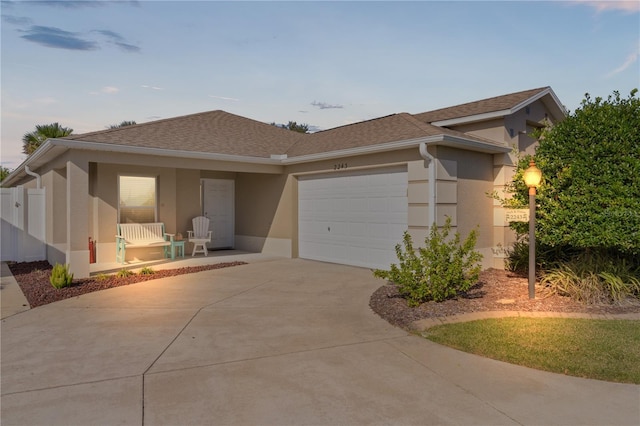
[2,0,639,170]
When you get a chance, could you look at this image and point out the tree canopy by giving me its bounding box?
[22,123,73,155]
[506,89,640,256]
[109,120,137,129]
[271,121,310,133]
[0,166,11,182]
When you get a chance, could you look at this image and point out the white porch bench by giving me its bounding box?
[116,223,175,264]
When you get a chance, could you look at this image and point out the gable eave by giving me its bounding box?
[431,87,567,127]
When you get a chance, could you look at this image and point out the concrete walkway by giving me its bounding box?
[1,258,639,425]
[1,262,30,319]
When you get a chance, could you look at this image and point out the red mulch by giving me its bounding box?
[8,260,247,308]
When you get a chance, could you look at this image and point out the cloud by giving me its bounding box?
[27,1,107,9]
[311,101,344,110]
[89,86,120,95]
[20,25,98,50]
[142,85,164,90]
[2,14,32,25]
[18,25,140,52]
[209,95,240,101]
[94,29,141,52]
[574,1,640,13]
[606,43,640,77]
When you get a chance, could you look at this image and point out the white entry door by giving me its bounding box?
[202,179,234,249]
[298,167,408,270]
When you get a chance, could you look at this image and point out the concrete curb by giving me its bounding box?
[413,310,640,330]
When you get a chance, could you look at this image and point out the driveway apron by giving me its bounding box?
[2,258,639,425]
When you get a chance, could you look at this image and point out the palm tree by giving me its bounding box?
[22,123,73,155]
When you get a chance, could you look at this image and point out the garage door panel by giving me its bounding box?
[298,168,408,270]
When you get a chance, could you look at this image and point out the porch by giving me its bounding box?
[89,250,285,276]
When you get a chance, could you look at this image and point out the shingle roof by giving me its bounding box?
[63,87,549,159]
[66,110,305,158]
[287,113,505,157]
[413,87,550,124]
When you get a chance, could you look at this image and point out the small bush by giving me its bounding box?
[374,217,483,306]
[95,273,110,281]
[505,239,530,273]
[505,238,568,274]
[541,252,640,304]
[50,263,73,289]
[116,269,134,278]
[139,267,155,275]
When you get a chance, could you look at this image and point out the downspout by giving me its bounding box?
[419,143,436,229]
[24,166,41,189]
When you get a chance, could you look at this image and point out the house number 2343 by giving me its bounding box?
[334,163,348,170]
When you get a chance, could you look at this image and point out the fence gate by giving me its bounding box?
[1,186,46,262]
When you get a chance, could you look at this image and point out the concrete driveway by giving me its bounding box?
[2,258,638,425]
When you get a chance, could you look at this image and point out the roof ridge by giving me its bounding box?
[415,86,550,118]
[309,114,400,136]
[67,109,307,142]
[67,110,228,139]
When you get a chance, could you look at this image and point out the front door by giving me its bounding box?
[201,179,234,249]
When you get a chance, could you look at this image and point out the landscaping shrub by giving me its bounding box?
[50,263,73,289]
[117,269,135,278]
[505,238,575,275]
[541,252,640,304]
[139,267,155,275]
[374,217,483,306]
[505,239,530,274]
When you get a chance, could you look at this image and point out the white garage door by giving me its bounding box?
[298,167,408,269]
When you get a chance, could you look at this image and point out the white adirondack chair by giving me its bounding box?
[187,216,212,256]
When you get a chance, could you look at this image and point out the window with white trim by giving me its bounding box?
[118,175,157,223]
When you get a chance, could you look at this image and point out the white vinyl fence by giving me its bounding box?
[1,186,46,262]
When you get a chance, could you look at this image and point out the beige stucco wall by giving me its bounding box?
[176,169,202,237]
[438,147,494,248]
[93,163,181,263]
[39,168,67,265]
[451,118,507,145]
[235,173,293,256]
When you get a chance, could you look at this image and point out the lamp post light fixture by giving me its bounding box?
[523,159,542,299]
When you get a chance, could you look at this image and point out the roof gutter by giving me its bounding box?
[52,138,285,165]
[432,110,512,127]
[1,133,510,187]
[1,140,56,188]
[280,134,509,164]
[24,166,41,189]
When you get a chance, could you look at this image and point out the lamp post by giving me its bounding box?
[523,160,542,299]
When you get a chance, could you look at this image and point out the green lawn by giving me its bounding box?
[423,318,640,384]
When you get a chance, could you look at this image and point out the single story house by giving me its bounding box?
[1,87,566,278]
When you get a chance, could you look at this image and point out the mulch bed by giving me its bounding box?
[369,268,640,330]
[8,260,247,308]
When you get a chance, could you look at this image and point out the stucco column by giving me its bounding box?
[66,159,90,278]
